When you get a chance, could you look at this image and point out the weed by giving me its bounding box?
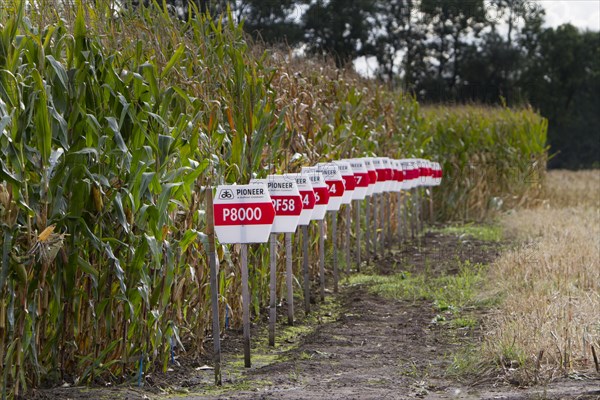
[451,317,477,329]
[429,223,503,242]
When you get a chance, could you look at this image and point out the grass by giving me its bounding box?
[347,261,487,312]
[481,170,600,384]
[452,317,478,329]
[429,223,503,242]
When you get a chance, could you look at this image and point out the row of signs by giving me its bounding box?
[214,158,443,244]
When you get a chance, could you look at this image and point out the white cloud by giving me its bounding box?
[540,0,600,30]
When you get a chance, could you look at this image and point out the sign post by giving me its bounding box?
[205,188,222,384]
[372,157,386,258]
[300,169,330,306]
[251,176,302,347]
[316,163,346,294]
[416,159,427,237]
[283,173,316,323]
[431,162,443,223]
[362,158,377,265]
[213,183,275,368]
[392,160,404,242]
[334,161,355,278]
[381,157,393,256]
[400,159,418,240]
[342,158,370,273]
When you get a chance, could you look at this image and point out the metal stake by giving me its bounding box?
[355,200,361,272]
[365,196,371,265]
[285,232,294,326]
[319,219,325,301]
[429,188,434,225]
[373,193,378,258]
[302,225,310,314]
[269,233,277,347]
[410,189,416,240]
[206,189,222,385]
[345,203,351,275]
[331,211,338,294]
[380,192,385,259]
[240,243,251,367]
[396,191,402,241]
[403,193,409,241]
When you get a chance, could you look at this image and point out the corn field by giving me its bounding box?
[0,1,547,397]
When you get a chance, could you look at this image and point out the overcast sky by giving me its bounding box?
[542,0,600,30]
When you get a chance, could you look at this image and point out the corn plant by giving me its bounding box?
[0,2,548,398]
[422,105,548,221]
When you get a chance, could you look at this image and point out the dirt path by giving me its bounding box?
[198,285,471,400]
[28,231,600,400]
[184,286,599,400]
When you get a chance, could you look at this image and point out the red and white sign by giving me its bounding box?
[251,175,302,233]
[372,157,387,194]
[334,161,355,204]
[213,184,275,244]
[381,157,393,192]
[315,163,345,211]
[432,162,443,186]
[300,169,329,220]
[342,158,369,200]
[423,160,434,186]
[391,159,403,192]
[284,173,315,226]
[399,159,419,190]
[416,159,428,187]
[362,157,377,196]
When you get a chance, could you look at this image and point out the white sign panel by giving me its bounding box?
[362,157,377,196]
[391,159,402,192]
[213,184,275,244]
[399,159,418,190]
[371,157,386,194]
[342,158,369,200]
[314,163,345,211]
[300,169,330,220]
[334,160,355,204]
[381,157,393,192]
[284,173,316,226]
[250,175,302,233]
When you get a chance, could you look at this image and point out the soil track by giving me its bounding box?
[28,231,600,400]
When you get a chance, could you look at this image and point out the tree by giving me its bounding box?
[519,23,600,168]
[237,0,305,44]
[371,0,423,86]
[418,0,487,99]
[303,0,377,67]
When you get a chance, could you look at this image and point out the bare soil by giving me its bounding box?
[27,230,600,400]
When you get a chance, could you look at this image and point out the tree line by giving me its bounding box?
[156,0,599,168]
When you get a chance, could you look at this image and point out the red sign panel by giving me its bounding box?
[368,170,377,185]
[341,175,356,191]
[354,172,370,187]
[314,186,330,205]
[325,180,345,197]
[300,190,316,210]
[214,202,276,226]
[270,195,302,216]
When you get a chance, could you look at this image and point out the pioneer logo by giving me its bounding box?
[218,189,234,200]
